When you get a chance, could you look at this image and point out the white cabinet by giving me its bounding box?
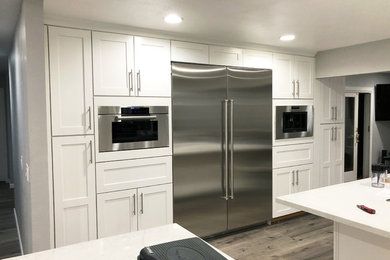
[171,41,209,64]
[92,32,134,96]
[96,156,172,193]
[48,27,93,136]
[273,143,314,169]
[97,184,173,238]
[273,164,312,218]
[52,136,96,246]
[209,46,242,66]
[319,124,344,187]
[273,54,314,99]
[242,49,272,69]
[134,37,171,97]
[97,189,137,238]
[319,77,345,124]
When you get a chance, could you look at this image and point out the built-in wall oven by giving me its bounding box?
[97,106,169,152]
[275,105,313,139]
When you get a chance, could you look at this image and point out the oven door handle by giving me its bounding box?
[116,115,157,120]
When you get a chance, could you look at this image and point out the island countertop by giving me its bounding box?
[6,224,234,260]
[277,178,390,239]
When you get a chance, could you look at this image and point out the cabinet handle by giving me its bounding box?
[140,193,144,214]
[331,107,334,120]
[87,107,92,130]
[296,80,299,97]
[129,70,133,92]
[89,140,93,164]
[292,80,295,97]
[335,107,337,121]
[137,70,141,94]
[132,194,136,215]
[229,100,234,200]
[296,170,299,185]
[292,170,295,186]
[335,127,337,141]
[331,127,334,141]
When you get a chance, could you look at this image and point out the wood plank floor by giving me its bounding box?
[0,182,21,259]
[208,214,333,260]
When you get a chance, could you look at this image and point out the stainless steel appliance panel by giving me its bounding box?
[275,105,313,139]
[226,67,272,229]
[172,63,228,237]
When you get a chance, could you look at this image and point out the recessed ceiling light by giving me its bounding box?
[280,34,296,41]
[164,14,183,24]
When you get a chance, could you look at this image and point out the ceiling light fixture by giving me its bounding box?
[164,14,183,24]
[280,34,296,41]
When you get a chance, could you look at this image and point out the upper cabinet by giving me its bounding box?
[318,77,345,124]
[92,32,134,96]
[242,49,272,69]
[48,27,94,136]
[171,41,209,64]
[273,54,314,99]
[134,37,171,97]
[209,46,242,66]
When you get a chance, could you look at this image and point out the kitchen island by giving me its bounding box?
[277,178,390,260]
[6,224,233,260]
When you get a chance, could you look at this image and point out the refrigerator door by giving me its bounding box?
[172,63,228,237]
[227,67,272,230]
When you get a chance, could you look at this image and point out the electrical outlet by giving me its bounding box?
[25,163,30,183]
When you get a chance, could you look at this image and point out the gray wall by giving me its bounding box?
[0,75,9,182]
[344,73,390,164]
[8,0,50,253]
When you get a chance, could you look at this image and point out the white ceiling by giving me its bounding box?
[0,0,22,70]
[44,0,390,54]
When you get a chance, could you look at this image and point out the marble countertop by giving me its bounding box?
[277,178,390,239]
[6,224,233,260]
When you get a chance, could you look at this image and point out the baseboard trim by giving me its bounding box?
[13,208,24,255]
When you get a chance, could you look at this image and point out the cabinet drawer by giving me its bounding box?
[96,156,172,193]
[273,143,313,169]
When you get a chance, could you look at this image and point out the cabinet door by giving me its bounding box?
[319,80,334,124]
[171,41,209,64]
[272,53,294,99]
[333,125,344,184]
[242,49,272,69]
[92,32,134,96]
[137,184,173,230]
[49,27,93,136]
[294,56,314,99]
[332,77,345,123]
[209,46,242,66]
[332,162,344,185]
[319,125,333,187]
[52,136,96,246]
[273,168,297,218]
[97,189,137,238]
[295,164,312,193]
[273,143,314,169]
[134,37,171,97]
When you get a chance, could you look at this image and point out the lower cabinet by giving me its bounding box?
[52,135,97,247]
[273,164,312,218]
[97,183,173,238]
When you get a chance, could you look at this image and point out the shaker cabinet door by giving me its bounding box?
[272,167,297,218]
[272,53,294,99]
[294,56,314,99]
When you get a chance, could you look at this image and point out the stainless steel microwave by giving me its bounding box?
[97,106,169,152]
[275,105,313,139]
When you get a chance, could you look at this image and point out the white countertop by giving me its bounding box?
[7,224,233,260]
[277,178,390,239]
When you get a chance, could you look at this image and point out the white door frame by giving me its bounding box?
[345,87,373,179]
[344,93,359,182]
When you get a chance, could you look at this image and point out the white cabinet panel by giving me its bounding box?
[294,164,312,193]
[97,189,137,238]
[294,56,314,99]
[52,136,96,247]
[273,143,314,169]
[273,53,294,98]
[319,80,334,123]
[92,32,134,96]
[273,167,298,218]
[96,156,172,193]
[318,78,345,124]
[49,27,93,136]
[171,41,209,64]
[134,37,171,97]
[137,184,173,230]
[209,46,242,66]
[242,49,272,69]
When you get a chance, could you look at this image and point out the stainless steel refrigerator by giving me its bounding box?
[172,62,272,237]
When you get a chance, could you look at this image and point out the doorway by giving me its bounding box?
[344,93,371,181]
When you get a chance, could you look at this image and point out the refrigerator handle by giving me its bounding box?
[229,99,234,199]
[221,100,229,200]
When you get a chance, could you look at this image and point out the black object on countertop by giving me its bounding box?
[137,237,228,260]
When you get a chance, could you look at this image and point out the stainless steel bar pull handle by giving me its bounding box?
[129,70,133,91]
[331,127,334,141]
[292,170,295,186]
[229,100,234,199]
[221,100,229,200]
[132,194,136,215]
[137,70,141,94]
[89,140,93,164]
[334,127,337,141]
[116,115,157,120]
[335,107,337,121]
[331,107,334,120]
[296,170,299,185]
[296,80,299,97]
[292,80,296,97]
[87,107,92,130]
[140,193,144,214]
